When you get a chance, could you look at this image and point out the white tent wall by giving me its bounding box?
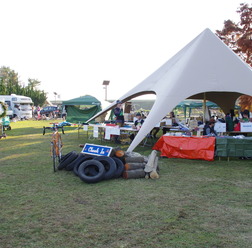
[87,28,252,152]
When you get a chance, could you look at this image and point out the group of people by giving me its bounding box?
[113,100,252,142]
[113,100,181,143]
[203,109,251,136]
[113,100,145,128]
[232,109,251,132]
[113,100,145,143]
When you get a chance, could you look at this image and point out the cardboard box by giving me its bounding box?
[189,120,198,129]
[124,113,134,122]
[95,113,106,123]
[214,122,226,133]
[165,119,172,125]
[160,120,166,126]
[240,122,252,132]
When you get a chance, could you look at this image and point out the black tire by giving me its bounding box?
[59,151,75,163]
[93,156,117,180]
[58,151,78,170]
[73,155,94,176]
[66,153,89,171]
[112,157,125,178]
[78,160,105,183]
[65,153,83,171]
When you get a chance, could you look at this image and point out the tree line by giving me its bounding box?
[0,66,47,106]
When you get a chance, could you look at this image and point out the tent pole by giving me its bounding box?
[203,93,206,123]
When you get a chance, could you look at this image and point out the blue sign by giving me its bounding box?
[81,143,113,157]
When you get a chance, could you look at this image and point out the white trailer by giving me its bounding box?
[0,96,13,117]
[0,94,33,119]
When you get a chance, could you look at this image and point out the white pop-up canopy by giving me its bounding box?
[87,28,252,152]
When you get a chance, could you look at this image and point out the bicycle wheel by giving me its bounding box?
[57,138,62,163]
[51,141,57,172]
[51,131,63,172]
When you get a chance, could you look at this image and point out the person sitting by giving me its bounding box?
[134,113,144,130]
[130,113,144,141]
[203,119,217,136]
[233,110,250,132]
[150,125,160,138]
[240,109,250,122]
[163,111,179,135]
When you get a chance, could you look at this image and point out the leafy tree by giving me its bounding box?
[216,3,252,67]
[0,66,20,95]
[216,3,252,111]
[238,94,252,111]
[0,66,47,106]
[28,78,41,90]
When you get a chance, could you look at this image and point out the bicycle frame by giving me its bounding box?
[50,129,63,172]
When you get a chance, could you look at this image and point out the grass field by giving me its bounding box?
[1,120,252,248]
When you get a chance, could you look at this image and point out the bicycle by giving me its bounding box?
[43,122,65,135]
[50,128,63,172]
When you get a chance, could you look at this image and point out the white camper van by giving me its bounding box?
[0,94,33,119]
[0,96,13,117]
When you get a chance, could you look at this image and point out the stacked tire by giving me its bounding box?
[57,151,124,183]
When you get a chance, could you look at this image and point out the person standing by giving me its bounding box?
[13,104,20,119]
[36,106,41,119]
[62,106,67,120]
[225,113,234,131]
[113,100,124,143]
[113,100,124,127]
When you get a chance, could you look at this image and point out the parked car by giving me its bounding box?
[40,106,61,117]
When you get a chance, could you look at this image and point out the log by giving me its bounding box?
[150,157,160,179]
[124,162,145,171]
[125,156,145,163]
[144,150,157,173]
[115,149,125,158]
[123,169,145,179]
[109,148,125,158]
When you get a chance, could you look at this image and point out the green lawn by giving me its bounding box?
[1,120,252,248]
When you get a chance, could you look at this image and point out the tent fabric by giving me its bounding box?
[62,95,101,123]
[86,28,252,152]
[62,95,101,106]
[176,100,218,108]
[65,105,101,123]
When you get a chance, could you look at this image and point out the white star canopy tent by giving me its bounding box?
[87,28,252,152]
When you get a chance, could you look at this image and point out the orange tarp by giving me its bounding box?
[153,136,216,161]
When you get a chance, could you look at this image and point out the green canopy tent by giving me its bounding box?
[62,95,102,123]
[175,99,219,119]
[175,99,240,119]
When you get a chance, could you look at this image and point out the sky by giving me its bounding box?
[0,0,244,102]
